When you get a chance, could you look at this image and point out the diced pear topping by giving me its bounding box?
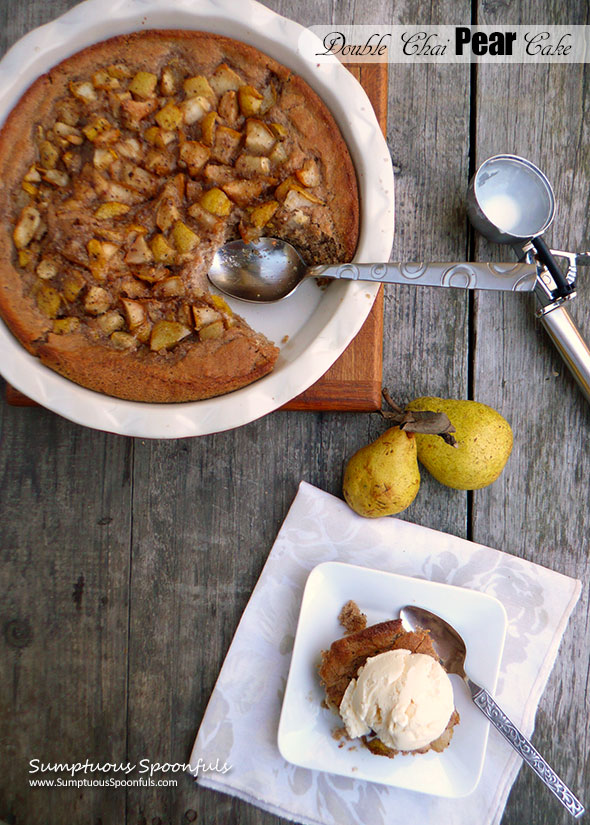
[161,64,182,96]
[202,163,237,185]
[192,305,222,329]
[156,197,180,232]
[129,71,158,99]
[132,267,164,283]
[269,141,289,165]
[259,84,277,115]
[179,140,210,174]
[84,285,111,315]
[116,161,158,195]
[184,75,216,101]
[198,319,224,341]
[125,234,153,264]
[87,238,118,280]
[200,187,232,217]
[119,276,148,298]
[134,320,152,343]
[181,95,211,125]
[83,117,118,143]
[107,63,133,79]
[43,169,70,188]
[55,99,80,126]
[235,153,271,178]
[35,282,61,318]
[18,249,32,268]
[275,175,299,201]
[62,271,86,302]
[53,317,80,334]
[171,220,199,253]
[209,63,243,96]
[150,233,176,264]
[110,331,138,350]
[53,122,84,145]
[177,303,192,328]
[121,98,158,129]
[209,294,233,314]
[245,119,276,155]
[94,202,131,220]
[9,58,329,363]
[97,310,125,335]
[155,102,183,130]
[114,137,142,161]
[150,320,192,351]
[201,111,218,147]
[69,80,97,103]
[222,178,267,206]
[36,258,59,280]
[283,185,324,209]
[92,171,144,205]
[144,126,176,148]
[22,181,38,197]
[270,122,288,139]
[13,206,41,249]
[249,200,279,228]
[92,69,120,90]
[144,149,176,176]
[23,165,41,183]
[39,140,59,169]
[218,90,239,126]
[187,201,224,231]
[153,275,185,297]
[238,85,263,117]
[93,147,118,171]
[211,125,242,164]
[120,298,146,330]
[62,151,82,175]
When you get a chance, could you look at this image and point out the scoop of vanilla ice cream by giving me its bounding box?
[339,648,454,751]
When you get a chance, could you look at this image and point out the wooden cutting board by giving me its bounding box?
[5,62,388,412]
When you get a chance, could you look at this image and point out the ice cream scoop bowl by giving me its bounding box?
[400,605,584,817]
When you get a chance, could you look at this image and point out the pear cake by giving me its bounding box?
[319,615,460,757]
[0,30,359,402]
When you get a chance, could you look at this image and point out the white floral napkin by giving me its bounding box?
[190,481,581,825]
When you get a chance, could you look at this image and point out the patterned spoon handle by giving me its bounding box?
[467,678,584,818]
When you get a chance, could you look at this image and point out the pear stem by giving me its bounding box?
[379,389,458,447]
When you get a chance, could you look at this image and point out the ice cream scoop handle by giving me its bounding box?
[539,304,590,404]
[467,679,584,818]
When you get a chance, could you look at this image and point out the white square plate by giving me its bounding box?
[277,561,507,797]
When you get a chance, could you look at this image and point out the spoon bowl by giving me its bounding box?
[209,237,309,302]
[400,605,584,818]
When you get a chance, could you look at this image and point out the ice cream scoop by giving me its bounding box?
[339,648,454,751]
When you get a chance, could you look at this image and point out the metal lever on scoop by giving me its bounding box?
[526,243,590,403]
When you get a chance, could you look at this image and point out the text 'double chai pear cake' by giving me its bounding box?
[0,30,359,402]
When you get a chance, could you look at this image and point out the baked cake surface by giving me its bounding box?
[0,29,359,402]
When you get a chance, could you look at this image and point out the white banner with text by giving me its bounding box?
[300,25,590,63]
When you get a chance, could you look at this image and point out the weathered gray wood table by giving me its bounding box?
[1,1,589,823]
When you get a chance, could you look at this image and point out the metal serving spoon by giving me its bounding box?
[400,605,584,818]
[208,237,537,303]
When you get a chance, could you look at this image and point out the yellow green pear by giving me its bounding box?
[406,396,513,490]
[343,427,420,518]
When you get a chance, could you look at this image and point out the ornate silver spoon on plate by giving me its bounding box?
[400,605,584,818]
